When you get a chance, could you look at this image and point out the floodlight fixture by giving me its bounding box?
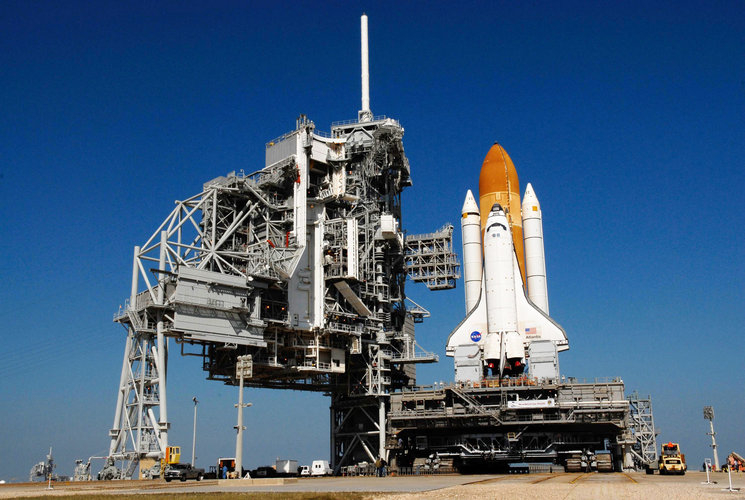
[703,406,714,421]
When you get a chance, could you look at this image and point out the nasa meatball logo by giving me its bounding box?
[470,331,481,342]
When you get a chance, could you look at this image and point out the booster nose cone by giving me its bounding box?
[523,182,537,205]
[461,189,479,216]
[478,143,525,284]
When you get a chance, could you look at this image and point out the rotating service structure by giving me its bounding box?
[109,114,457,478]
[107,17,460,476]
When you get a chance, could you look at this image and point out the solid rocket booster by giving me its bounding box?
[479,143,525,285]
[461,190,483,314]
[482,203,524,371]
[521,183,549,314]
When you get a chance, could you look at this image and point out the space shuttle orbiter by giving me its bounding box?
[447,144,568,381]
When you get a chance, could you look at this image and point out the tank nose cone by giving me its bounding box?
[479,143,518,199]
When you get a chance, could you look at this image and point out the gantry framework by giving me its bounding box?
[626,391,658,468]
[108,114,458,477]
[405,225,460,290]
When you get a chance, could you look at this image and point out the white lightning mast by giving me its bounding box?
[359,14,373,122]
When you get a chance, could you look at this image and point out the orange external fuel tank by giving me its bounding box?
[478,143,526,285]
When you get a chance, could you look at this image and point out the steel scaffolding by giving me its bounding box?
[627,391,658,468]
[108,115,449,477]
[405,225,460,290]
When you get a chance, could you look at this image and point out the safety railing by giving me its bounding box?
[331,115,400,127]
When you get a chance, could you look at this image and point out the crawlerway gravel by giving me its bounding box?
[370,472,745,500]
[1,471,742,499]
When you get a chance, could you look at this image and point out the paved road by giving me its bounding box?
[1,471,743,499]
[184,475,495,493]
[369,471,745,500]
[0,474,494,497]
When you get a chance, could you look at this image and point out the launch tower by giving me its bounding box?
[107,14,459,478]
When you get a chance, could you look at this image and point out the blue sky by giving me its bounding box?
[1,1,743,480]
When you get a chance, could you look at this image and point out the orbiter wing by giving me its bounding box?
[512,253,569,351]
[446,279,488,355]
[446,250,569,356]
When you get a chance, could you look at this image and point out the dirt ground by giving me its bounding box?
[372,471,745,500]
[1,471,743,500]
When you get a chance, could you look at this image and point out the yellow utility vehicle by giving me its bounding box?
[659,442,686,475]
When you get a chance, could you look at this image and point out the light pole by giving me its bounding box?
[704,406,719,471]
[191,397,199,466]
[235,355,253,479]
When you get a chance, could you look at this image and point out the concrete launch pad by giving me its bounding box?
[1,472,740,499]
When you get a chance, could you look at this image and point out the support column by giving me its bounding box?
[330,401,336,469]
[156,231,168,452]
[110,246,141,455]
[378,397,386,460]
[108,243,169,478]
[234,355,252,478]
[109,331,133,456]
[623,444,635,470]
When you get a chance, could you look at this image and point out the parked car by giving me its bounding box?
[164,463,205,482]
[251,466,277,478]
